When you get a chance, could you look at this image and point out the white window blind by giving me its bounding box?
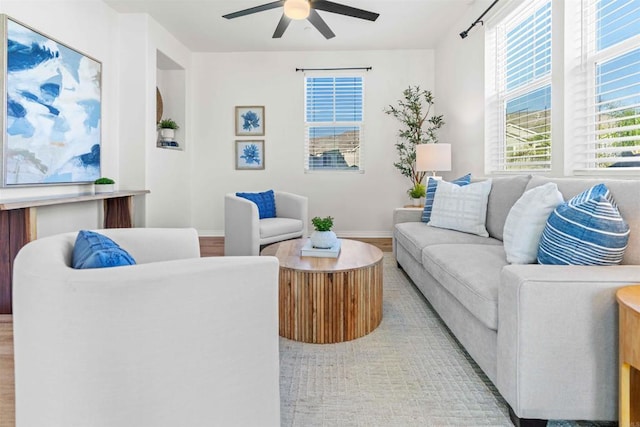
[488,0,552,172]
[573,0,640,171]
[304,75,364,171]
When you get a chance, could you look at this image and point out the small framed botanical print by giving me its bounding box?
[235,140,265,170]
[235,106,265,136]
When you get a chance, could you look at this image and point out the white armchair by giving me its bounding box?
[225,191,308,256]
[12,228,280,427]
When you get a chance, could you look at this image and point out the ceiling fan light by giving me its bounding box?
[284,0,310,20]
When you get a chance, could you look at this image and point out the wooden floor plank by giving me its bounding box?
[199,236,392,257]
[0,315,14,427]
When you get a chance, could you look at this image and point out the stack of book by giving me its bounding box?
[300,239,341,258]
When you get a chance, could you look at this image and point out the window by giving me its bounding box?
[573,0,640,170]
[304,75,364,171]
[487,0,552,172]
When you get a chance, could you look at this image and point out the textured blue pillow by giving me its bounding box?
[236,190,276,219]
[72,230,137,269]
[537,184,630,265]
[421,173,471,223]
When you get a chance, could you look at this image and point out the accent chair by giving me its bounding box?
[12,227,280,427]
[224,191,308,256]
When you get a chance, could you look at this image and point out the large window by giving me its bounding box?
[488,0,552,172]
[575,0,640,170]
[304,75,364,171]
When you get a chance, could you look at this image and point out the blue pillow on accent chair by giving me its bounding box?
[236,190,276,219]
[421,173,471,223]
[72,230,137,269]
[537,183,630,265]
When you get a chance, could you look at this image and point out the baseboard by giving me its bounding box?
[197,230,224,237]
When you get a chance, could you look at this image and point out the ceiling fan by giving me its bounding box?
[222,0,379,40]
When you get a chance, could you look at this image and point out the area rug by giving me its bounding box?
[279,254,613,427]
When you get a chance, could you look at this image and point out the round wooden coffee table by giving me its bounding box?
[261,238,383,344]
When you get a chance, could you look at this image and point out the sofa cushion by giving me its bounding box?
[394,222,502,262]
[526,176,640,265]
[503,182,564,264]
[429,179,493,237]
[260,217,303,239]
[422,244,507,331]
[72,230,136,269]
[485,175,532,241]
[236,190,276,219]
[537,184,630,266]
[421,173,471,223]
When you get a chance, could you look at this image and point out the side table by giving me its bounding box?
[616,285,640,427]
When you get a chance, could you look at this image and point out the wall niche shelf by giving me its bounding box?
[156,50,185,151]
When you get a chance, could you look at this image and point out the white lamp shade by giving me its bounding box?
[416,143,452,172]
[284,0,310,19]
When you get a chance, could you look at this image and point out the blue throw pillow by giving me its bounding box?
[421,173,471,223]
[537,184,630,265]
[72,230,137,269]
[236,190,276,219]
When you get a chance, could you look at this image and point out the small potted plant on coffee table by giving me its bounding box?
[94,177,115,194]
[310,216,337,249]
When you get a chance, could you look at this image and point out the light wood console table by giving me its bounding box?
[0,190,149,314]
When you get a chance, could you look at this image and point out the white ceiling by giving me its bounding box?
[103,0,476,52]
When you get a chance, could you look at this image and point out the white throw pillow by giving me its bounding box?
[503,182,564,264]
[428,179,493,237]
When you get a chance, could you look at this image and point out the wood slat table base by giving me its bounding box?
[279,259,383,344]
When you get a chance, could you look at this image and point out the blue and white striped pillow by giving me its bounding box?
[537,184,630,265]
[421,173,471,223]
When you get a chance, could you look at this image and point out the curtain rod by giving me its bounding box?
[296,67,372,72]
[459,0,500,39]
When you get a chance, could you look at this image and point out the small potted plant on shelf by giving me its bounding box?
[310,216,337,249]
[94,177,115,194]
[408,182,426,206]
[158,118,180,141]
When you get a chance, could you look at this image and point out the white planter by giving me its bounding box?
[160,128,175,140]
[95,184,115,194]
[310,230,338,249]
[411,198,421,206]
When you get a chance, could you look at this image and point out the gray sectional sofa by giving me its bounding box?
[393,175,640,425]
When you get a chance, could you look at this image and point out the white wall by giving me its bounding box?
[434,0,492,180]
[190,50,435,237]
[116,14,192,229]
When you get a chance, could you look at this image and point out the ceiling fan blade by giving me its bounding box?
[307,9,335,39]
[311,0,379,21]
[222,1,284,19]
[273,14,291,38]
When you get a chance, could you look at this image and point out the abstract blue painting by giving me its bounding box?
[2,16,101,186]
[235,106,265,136]
[235,140,265,170]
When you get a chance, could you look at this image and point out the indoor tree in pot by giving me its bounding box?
[384,86,444,200]
[310,216,337,249]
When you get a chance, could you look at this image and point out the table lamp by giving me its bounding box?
[416,143,451,180]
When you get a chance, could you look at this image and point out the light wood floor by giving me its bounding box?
[0,236,391,427]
